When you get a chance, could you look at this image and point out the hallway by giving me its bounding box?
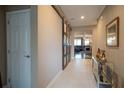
[0,5,124,88]
[49,59,96,88]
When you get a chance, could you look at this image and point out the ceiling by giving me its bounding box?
[60,5,105,27]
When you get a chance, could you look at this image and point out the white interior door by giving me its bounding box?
[6,9,31,88]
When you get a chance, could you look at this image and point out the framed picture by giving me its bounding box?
[106,17,119,47]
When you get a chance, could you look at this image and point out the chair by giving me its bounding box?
[0,72,2,88]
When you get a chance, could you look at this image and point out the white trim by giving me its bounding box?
[6,9,30,15]
[46,70,63,88]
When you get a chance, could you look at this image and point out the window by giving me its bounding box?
[74,39,81,46]
[84,39,90,46]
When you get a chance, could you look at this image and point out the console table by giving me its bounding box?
[92,57,113,88]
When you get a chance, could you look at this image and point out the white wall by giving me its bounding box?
[37,6,62,87]
[92,5,124,87]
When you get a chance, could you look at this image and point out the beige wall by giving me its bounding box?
[92,27,97,57]
[37,6,62,87]
[92,5,124,87]
[0,6,6,86]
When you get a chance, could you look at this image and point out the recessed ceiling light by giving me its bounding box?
[81,16,85,19]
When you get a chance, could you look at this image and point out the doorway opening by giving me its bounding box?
[74,34,92,59]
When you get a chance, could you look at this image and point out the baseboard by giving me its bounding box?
[46,70,63,88]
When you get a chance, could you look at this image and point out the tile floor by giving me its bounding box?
[49,59,97,88]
